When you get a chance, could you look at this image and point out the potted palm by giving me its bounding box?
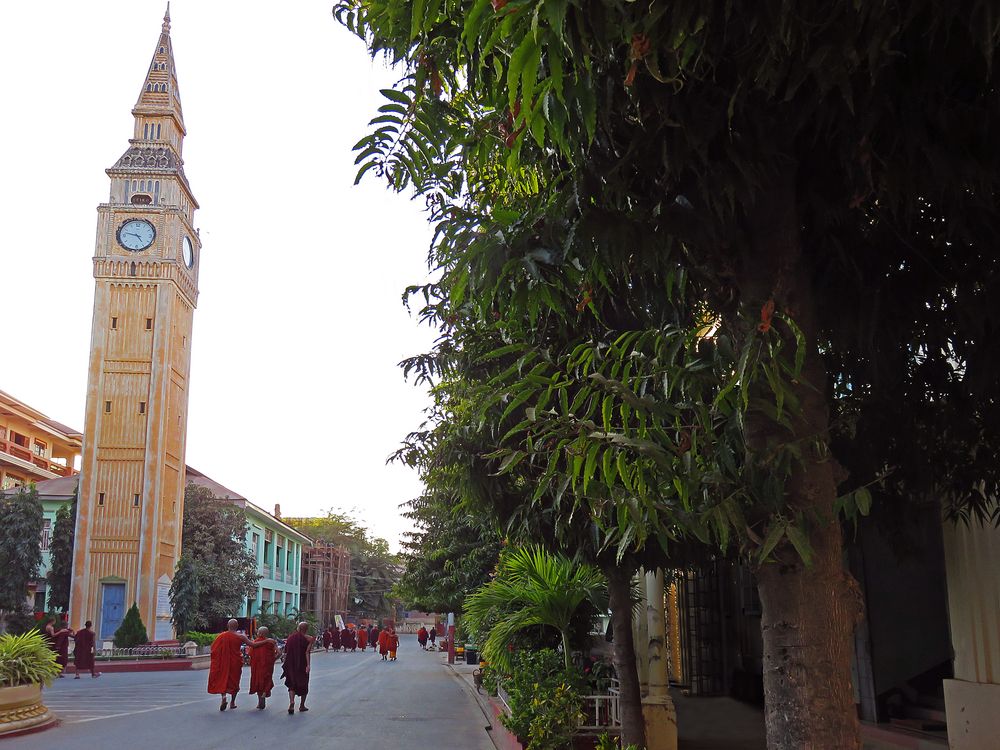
[0,630,60,736]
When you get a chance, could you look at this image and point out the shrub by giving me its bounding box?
[179,631,216,648]
[113,603,148,648]
[527,682,586,750]
[498,648,585,741]
[594,733,640,750]
[0,630,61,687]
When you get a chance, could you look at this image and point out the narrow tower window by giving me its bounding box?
[104,400,112,413]
[130,262,136,277]
[156,124,162,139]
[139,401,146,414]
[133,493,140,507]
[146,83,151,92]
[145,317,153,330]
[111,316,118,329]
[98,493,105,506]
[143,123,148,139]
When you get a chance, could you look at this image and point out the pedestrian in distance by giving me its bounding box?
[428,626,437,647]
[330,625,341,652]
[208,619,260,711]
[370,625,380,655]
[388,628,399,661]
[72,621,101,678]
[45,617,73,677]
[322,627,332,652]
[342,626,356,652]
[378,627,390,661]
[417,625,428,650]
[249,626,279,710]
[281,621,314,714]
[357,626,368,652]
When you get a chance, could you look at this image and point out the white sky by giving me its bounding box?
[0,2,437,549]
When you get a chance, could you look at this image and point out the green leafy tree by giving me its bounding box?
[339,2,1000,747]
[395,488,502,614]
[464,546,604,671]
[168,554,201,636]
[46,485,78,612]
[175,484,259,630]
[286,510,401,619]
[0,485,44,623]
[113,602,148,648]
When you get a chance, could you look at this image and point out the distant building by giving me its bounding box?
[0,390,81,489]
[300,543,352,627]
[185,467,310,618]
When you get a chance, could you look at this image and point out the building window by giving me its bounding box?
[104,401,112,413]
[98,492,105,506]
[156,124,162,139]
[146,83,152,92]
[32,440,47,458]
[133,493,140,507]
[111,316,118,329]
[40,519,51,551]
[143,123,149,139]
[145,318,153,330]
[10,431,28,448]
[139,401,146,414]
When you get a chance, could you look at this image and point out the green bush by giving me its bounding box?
[527,682,585,750]
[594,733,641,750]
[497,649,585,742]
[179,631,216,647]
[113,603,148,648]
[0,630,61,687]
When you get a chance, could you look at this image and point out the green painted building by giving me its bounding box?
[27,467,310,623]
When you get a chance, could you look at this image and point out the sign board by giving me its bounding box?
[156,577,171,618]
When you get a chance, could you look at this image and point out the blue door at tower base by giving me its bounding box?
[100,583,126,641]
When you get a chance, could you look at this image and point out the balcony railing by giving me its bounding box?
[0,438,76,477]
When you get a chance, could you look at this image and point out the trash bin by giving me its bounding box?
[465,647,479,665]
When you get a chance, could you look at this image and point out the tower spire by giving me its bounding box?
[133,8,185,137]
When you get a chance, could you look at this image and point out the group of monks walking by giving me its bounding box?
[44,618,100,678]
[321,623,398,660]
[207,619,313,714]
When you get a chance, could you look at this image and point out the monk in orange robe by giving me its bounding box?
[207,619,257,711]
[72,621,100,678]
[378,627,390,660]
[388,629,399,661]
[249,626,279,710]
[45,619,73,677]
[357,626,368,652]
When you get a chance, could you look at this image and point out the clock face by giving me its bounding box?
[182,236,195,269]
[117,219,156,251]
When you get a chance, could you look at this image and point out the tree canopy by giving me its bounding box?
[0,485,44,621]
[170,483,259,631]
[286,509,401,619]
[338,1,1000,747]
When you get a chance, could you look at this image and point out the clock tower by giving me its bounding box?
[70,7,201,640]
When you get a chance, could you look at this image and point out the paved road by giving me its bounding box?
[9,635,493,750]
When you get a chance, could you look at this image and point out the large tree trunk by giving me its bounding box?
[741,178,862,750]
[605,564,647,749]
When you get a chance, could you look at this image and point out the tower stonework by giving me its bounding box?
[70,8,201,640]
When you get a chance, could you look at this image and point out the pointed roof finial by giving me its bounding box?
[162,3,171,34]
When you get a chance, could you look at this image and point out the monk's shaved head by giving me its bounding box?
[257,626,269,637]
[227,619,239,631]
[297,621,309,633]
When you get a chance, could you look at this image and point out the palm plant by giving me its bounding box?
[0,631,61,688]
[464,546,606,671]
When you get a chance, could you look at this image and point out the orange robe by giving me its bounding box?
[207,631,244,695]
[357,628,368,650]
[249,637,277,697]
[378,629,390,656]
[389,633,399,658]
